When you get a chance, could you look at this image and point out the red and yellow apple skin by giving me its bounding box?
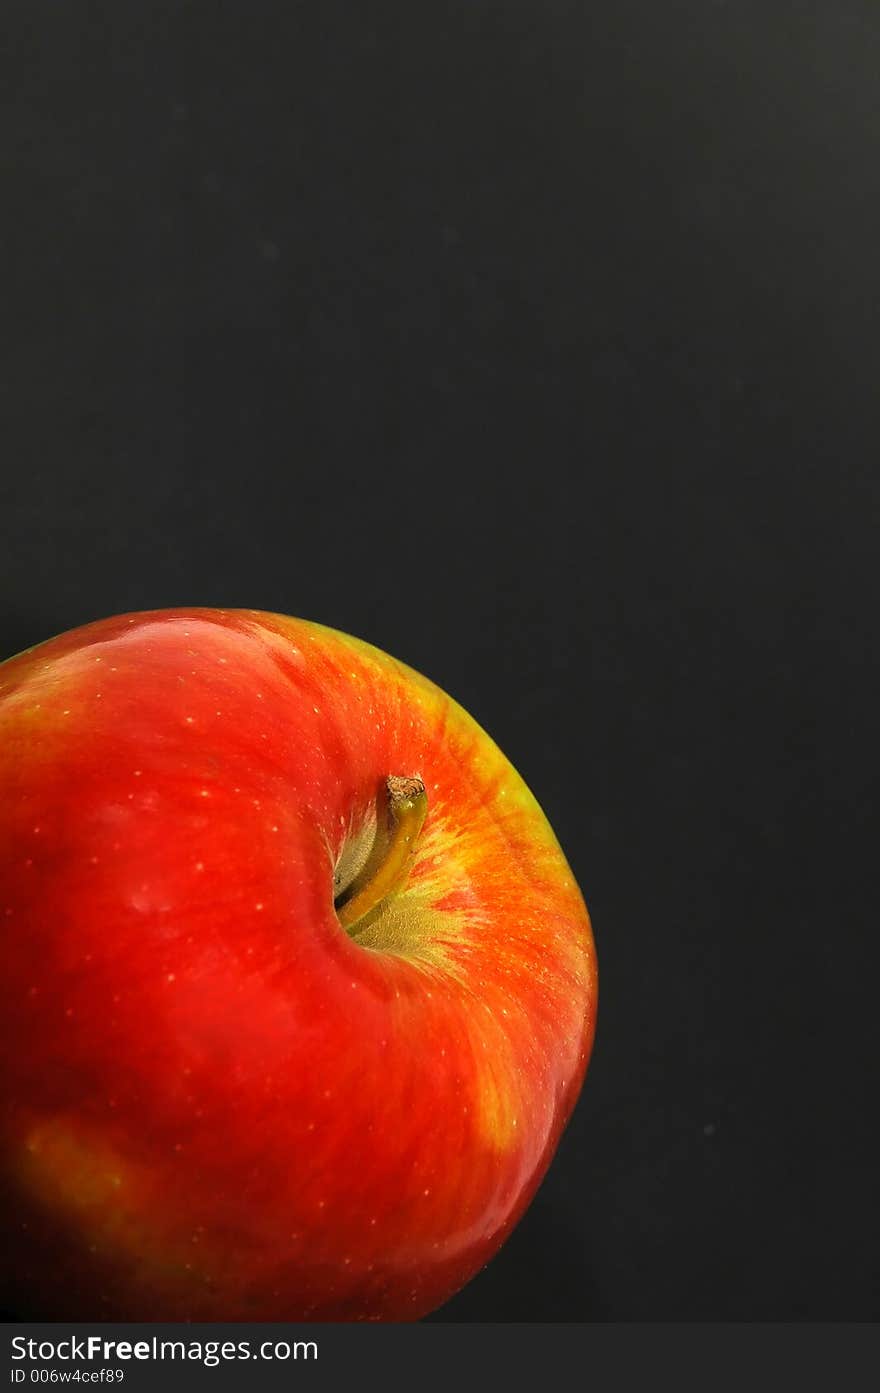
[0,609,597,1321]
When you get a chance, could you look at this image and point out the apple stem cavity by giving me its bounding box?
[336,775,427,936]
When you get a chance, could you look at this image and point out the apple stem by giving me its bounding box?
[337,775,428,934]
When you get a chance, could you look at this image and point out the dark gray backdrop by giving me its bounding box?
[3,2,878,1320]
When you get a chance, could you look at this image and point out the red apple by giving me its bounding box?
[0,609,597,1320]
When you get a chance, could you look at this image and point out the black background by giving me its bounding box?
[3,2,878,1321]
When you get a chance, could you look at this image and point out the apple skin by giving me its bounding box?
[0,609,597,1321]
